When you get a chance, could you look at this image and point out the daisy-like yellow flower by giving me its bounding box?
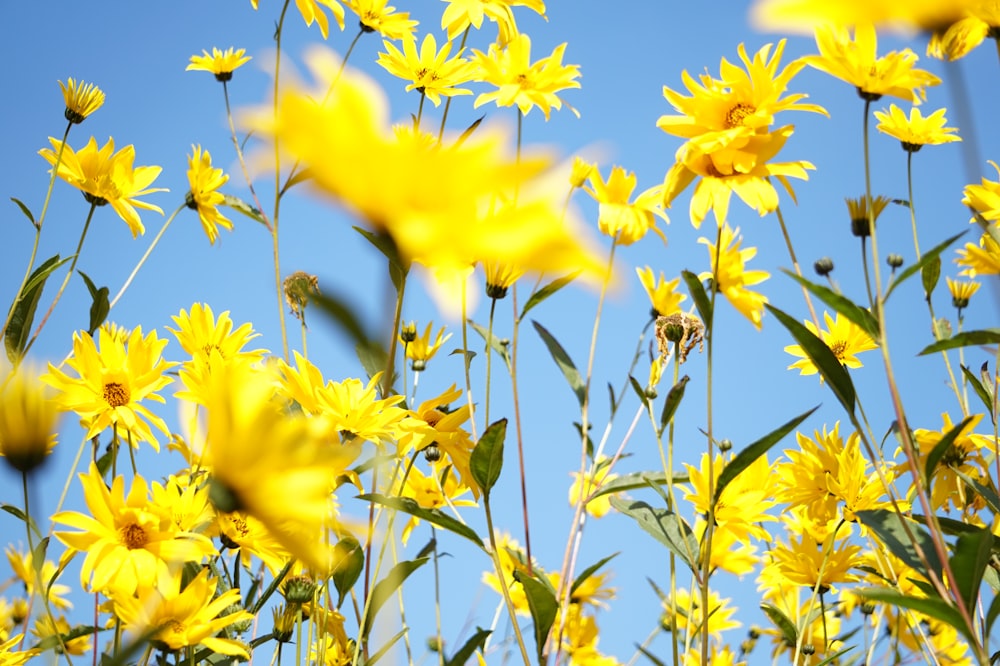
[946,276,981,310]
[784,311,878,377]
[481,532,535,614]
[377,33,476,107]
[767,531,863,594]
[845,194,891,237]
[441,0,546,46]
[956,231,1000,276]
[31,616,91,656]
[52,464,216,595]
[59,78,104,124]
[5,546,72,612]
[660,588,741,641]
[249,0,345,38]
[215,511,292,575]
[569,156,596,188]
[910,412,995,511]
[39,136,166,237]
[680,645,744,666]
[473,33,581,120]
[482,260,524,299]
[168,303,266,366]
[962,160,1000,226]
[585,166,667,245]
[110,568,252,657]
[43,326,175,450]
[874,105,960,151]
[801,24,941,102]
[184,146,233,244]
[685,452,779,542]
[321,372,407,445]
[568,457,618,519]
[0,634,39,665]
[698,225,770,329]
[0,364,59,474]
[398,464,476,543]
[751,0,975,33]
[929,2,1000,60]
[636,266,686,318]
[401,321,451,371]
[186,47,252,82]
[344,0,417,39]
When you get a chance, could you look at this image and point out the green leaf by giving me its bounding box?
[470,418,507,496]
[513,569,558,665]
[610,497,698,572]
[444,627,491,666]
[635,645,667,666]
[282,166,312,193]
[359,494,483,548]
[355,343,390,387]
[469,320,511,374]
[955,470,1000,515]
[330,535,365,609]
[31,623,100,652]
[588,471,689,500]
[353,226,409,292]
[455,114,485,146]
[884,232,965,302]
[2,503,40,538]
[949,525,993,614]
[921,255,942,299]
[924,415,975,484]
[628,375,650,413]
[681,270,712,327]
[5,255,67,364]
[781,270,880,342]
[917,515,1000,553]
[854,510,942,582]
[362,557,429,638]
[78,270,109,335]
[519,272,579,322]
[221,193,267,226]
[571,553,618,596]
[814,647,855,666]
[363,628,406,666]
[853,588,973,645]
[10,197,36,227]
[985,591,1000,642]
[532,320,586,408]
[760,603,798,647]
[919,329,1000,355]
[659,375,689,435]
[961,363,995,422]
[767,304,856,415]
[714,405,818,505]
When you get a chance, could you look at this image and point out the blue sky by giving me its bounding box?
[2,1,999,663]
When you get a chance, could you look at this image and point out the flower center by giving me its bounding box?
[167,619,185,636]
[230,515,249,537]
[725,102,755,128]
[829,340,847,361]
[119,523,148,549]
[103,381,130,407]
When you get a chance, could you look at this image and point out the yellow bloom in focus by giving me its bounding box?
[946,276,981,310]
[956,231,1000,277]
[52,464,215,595]
[441,0,546,46]
[767,531,863,593]
[110,569,252,657]
[344,0,417,39]
[5,546,72,612]
[321,373,407,445]
[636,266,685,318]
[0,364,59,473]
[401,322,451,372]
[185,145,233,244]
[483,260,525,299]
[399,465,476,543]
[169,303,266,366]
[186,47,252,82]
[962,160,1000,226]
[473,34,581,120]
[698,225,769,330]
[397,385,479,497]
[586,166,667,245]
[43,326,175,450]
[660,588,741,641]
[929,3,1000,60]
[874,105,961,151]
[568,458,618,519]
[59,78,104,124]
[801,24,941,102]
[911,412,995,511]
[784,311,878,377]
[751,0,975,33]
[39,136,166,237]
[684,452,779,542]
[377,33,476,107]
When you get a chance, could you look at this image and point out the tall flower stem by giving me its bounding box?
[108,204,185,310]
[773,203,820,330]
[222,81,271,234]
[484,297,498,425]
[271,0,292,363]
[509,286,533,570]
[483,497,532,666]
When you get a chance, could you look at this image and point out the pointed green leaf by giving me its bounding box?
[355,343,390,387]
[353,226,409,292]
[30,623,100,652]
[781,270,880,341]
[470,418,507,496]
[469,320,511,373]
[364,628,406,666]
[455,115,485,146]
[921,255,941,298]
[513,569,558,665]
[10,197,36,227]
[814,647,855,666]
[950,526,993,614]
[659,375,689,435]
[628,375,650,413]
[767,305,856,415]
[519,272,579,322]
[362,557,429,638]
[854,510,942,581]
[607,382,617,416]
[884,232,965,302]
[986,591,1000,641]
[760,603,798,647]
[78,270,109,335]
[610,497,698,572]
[532,320,585,408]
[359,494,483,547]
[924,415,975,484]
[681,270,712,326]
[571,553,618,596]
[588,471,689,500]
[714,405,818,505]
[5,255,67,363]
[330,535,365,609]
[961,364,995,421]
[635,645,667,666]
[282,166,312,193]
[2,503,40,538]
[221,193,267,226]
[916,514,1000,552]
[853,588,972,644]
[444,627,491,666]
[919,329,1000,355]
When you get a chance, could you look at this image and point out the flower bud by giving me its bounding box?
[813,257,834,276]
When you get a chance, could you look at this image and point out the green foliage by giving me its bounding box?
[470,418,507,497]
[782,271,879,341]
[610,497,698,572]
[362,557,429,638]
[4,254,67,363]
[681,270,712,327]
[533,320,586,408]
[78,270,109,335]
[359,494,483,547]
[519,272,579,322]
[513,568,558,665]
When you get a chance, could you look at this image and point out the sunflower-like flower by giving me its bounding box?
[441,0,546,46]
[5,546,72,612]
[684,452,779,542]
[249,0,345,38]
[568,457,618,519]
[635,266,685,318]
[186,47,252,82]
[401,322,451,371]
[398,464,476,543]
[168,303,266,366]
[699,224,770,329]
[874,105,960,151]
[184,145,233,244]
[845,193,892,237]
[377,33,476,107]
[767,530,863,594]
[483,260,524,299]
[946,276,981,311]
[956,231,1000,276]
[0,364,59,473]
[801,24,941,102]
[344,0,417,39]
[660,588,741,641]
[43,326,175,450]
[585,166,667,245]
[473,33,581,120]
[321,373,407,445]
[962,160,1000,226]
[928,2,1000,60]
[910,412,995,511]
[39,136,166,237]
[59,78,104,124]
[784,311,878,377]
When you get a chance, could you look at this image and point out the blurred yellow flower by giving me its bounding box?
[401,321,451,372]
[784,311,878,377]
[31,616,90,656]
[874,105,961,150]
[956,231,1000,277]
[441,0,545,46]
[636,266,686,318]
[929,2,1000,60]
[962,160,1000,225]
[660,588,741,641]
[569,156,596,188]
[344,0,417,39]
[586,166,667,245]
[568,458,618,519]
[250,0,345,38]
[377,33,476,107]
[5,546,72,611]
[698,225,770,329]
[0,364,59,473]
[186,47,252,82]
[39,136,166,237]
[0,634,39,665]
[751,0,975,33]
[59,78,104,124]
[185,145,233,244]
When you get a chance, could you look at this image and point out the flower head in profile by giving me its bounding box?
[929,3,1000,60]
[473,34,581,120]
[956,231,1000,277]
[250,0,345,38]
[636,266,685,318]
[396,385,478,497]
[660,588,741,641]
[400,322,451,371]
[874,105,960,151]
[185,145,233,244]
[586,166,667,245]
[377,33,476,106]
[962,160,1000,226]
[911,412,995,510]
[59,78,104,124]
[441,0,546,46]
[43,326,175,450]
[0,364,59,474]
[946,276,980,312]
[801,24,941,102]
[569,156,596,188]
[39,136,166,237]
[845,194,892,237]
[344,0,417,39]
[698,225,769,329]
[785,311,878,377]
[482,260,525,299]
[186,47,252,82]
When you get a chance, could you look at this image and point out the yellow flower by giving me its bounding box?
[636,266,686,318]
[962,160,1000,226]
[767,531,863,593]
[110,568,252,657]
[660,588,741,641]
[586,166,667,245]
[680,645,745,666]
[5,546,72,612]
[52,464,215,595]
[377,33,476,107]
[684,452,778,542]
[184,145,233,244]
[698,225,770,329]
[186,47,252,82]
[59,78,104,124]
[215,510,292,575]
[946,276,981,310]
[751,0,975,33]
[39,136,166,237]
[31,616,91,656]
[472,33,581,120]
[801,24,941,102]
[321,373,407,445]
[168,303,266,366]
[401,322,451,372]
[481,532,535,614]
[929,2,1000,60]
[568,458,618,519]
[845,194,891,237]
[344,0,417,39]
[956,231,1000,276]
[569,156,596,188]
[0,634,39,665]
[399,464,476,543]
[0,364,59,473]
[482,260,524,299]
[441,0,546,46]
[911,412,995,511]
[249,0,345,38]
[784,311,878,376]
[43,326,175,450]
[874,105,961,151]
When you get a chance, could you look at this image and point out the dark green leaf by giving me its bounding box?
[444,627,491,666]
[359,494,483,547]
[628,375,650,412]
[961,364,995,422]
[469,320,511,374]
[10,197,35,227]
[470,418,507,496]
[659,375,689,435]
[714,405,818,505]
[78,270,109,335]
[681,270,712,327]
[610,497,698,572]
[532,320,585,408]
[519,273,578,322]
[573,421,594,459]
[31,623,100,652]
[919,515,1000,553]
[455,115,485,146]
[854,510,942,581]
[5,255,67,364]
[767,305,856,415]
[921,255,941,298]
[924,415,975,484]
[607,382,616,416]
[814,647,855,666]
[356,343,389,387]
[949,526,993,613]
[416,537,436,560]
[309,289,374,351]
[884,232,965,302]
[571,553,618,596]
[353,226,409,292]
[362,557,429,638]
[221,193,267,226]
[986,591,1000,641]
[635,645,667,666]
[513,570,558,665]
[331,535,365,609]
[588,471,689,500]
[760,603,798,647]
[281,167,312,193]
[955,470,1000,515]
[782,270,880,342]
[2,503,40,537]
[853,588,973,644]
[919,329,1000,355]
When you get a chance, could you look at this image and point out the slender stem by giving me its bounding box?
[773,203,820,330]
[222,81,271,233]
[108,204,185,310]
[432,527,444,666]
[299,313,309,360]
[415,91,426,132]
[906,150,922,260]
[483,498,532,666]
[460,281,479,441]
[484,297,497,425]
[509,286,533,571]
[437,28,470,143]
[271,0,291,363]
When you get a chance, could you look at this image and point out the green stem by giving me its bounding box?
[483,497,532,666]
[271,0,292,364]
[509,286,533,570]
[773,203,820,330]
[484,296,497,425]
[437,28,471,143]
